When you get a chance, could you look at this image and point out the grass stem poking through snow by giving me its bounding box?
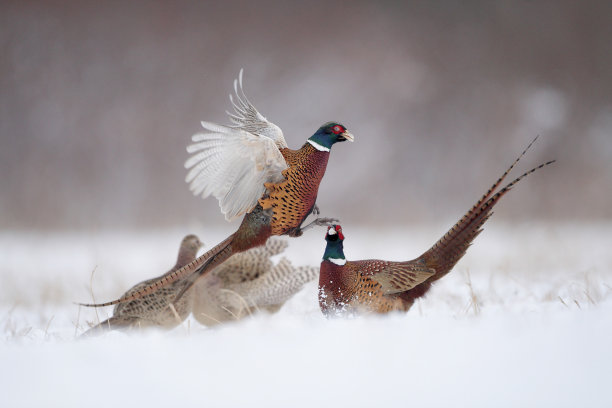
[44,315,54,340]
[87,266,100,325]
[73,306,81,338]
[219,289,255,320]
[464,270,481,316]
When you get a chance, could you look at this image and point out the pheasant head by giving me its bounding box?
[308,122,354,152]
[323,225,347,266]
[176,234,204,266]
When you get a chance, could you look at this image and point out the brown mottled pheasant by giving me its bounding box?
[82,234,203,335]
[192,237,318,326]
[79,70,352,309]
[82,236,316,334]
[319,139,554,316]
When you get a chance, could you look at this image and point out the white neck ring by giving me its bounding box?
[327,257,346,266]
[308,140,330,152]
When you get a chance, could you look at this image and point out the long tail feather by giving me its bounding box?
[419,149,554,279]
[170,238,237,303]
[76,234,235,308]
[465,135,539,218]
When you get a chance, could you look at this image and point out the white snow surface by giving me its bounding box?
[1,222,611,407]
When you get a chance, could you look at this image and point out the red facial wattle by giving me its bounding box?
[332,125,345,135]
[335,225,345,240]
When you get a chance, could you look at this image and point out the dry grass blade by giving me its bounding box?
[196,312,222,325]
[44,315,55,340]
[88,266,100,324]
[74,306,82,338]
[219,288,255,319]
[464,270,481,315]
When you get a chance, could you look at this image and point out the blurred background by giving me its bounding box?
[1,0,611,232]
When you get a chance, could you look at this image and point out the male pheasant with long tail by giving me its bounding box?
[318,138,554,316]
[79,70,352,308]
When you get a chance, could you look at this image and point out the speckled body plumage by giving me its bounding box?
[170,142,333,297]
[320,259,433,315]
[193,238,318,326]
[83,235,202,335]
[319,139,554,316]
[260,143,330,236]
[194,142,332,271]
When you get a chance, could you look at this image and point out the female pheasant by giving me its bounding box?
[192,238,318,326]
[82,234,203,335]
[82,236,317,334]
[318,139,554,316]
[80,70,352,308]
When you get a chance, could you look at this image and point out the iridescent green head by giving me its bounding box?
[323,224,346,264]
[308,122,354,152]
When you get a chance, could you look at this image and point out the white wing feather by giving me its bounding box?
[225,69,288,149]
[185,70,289,221]
[185,122,287,221]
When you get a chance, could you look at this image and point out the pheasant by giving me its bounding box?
[79,70,352,309]
[82,236,317,334]
[318,139,554,316]
[192,237,318,326]
[82,234,203,335]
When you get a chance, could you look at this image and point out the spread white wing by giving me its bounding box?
[185,70,288,221]
[226,69,287,149]
[185,122,287,221]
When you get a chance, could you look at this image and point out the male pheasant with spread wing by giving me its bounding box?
[80,70,352,308]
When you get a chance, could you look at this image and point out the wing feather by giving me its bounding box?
[228,258,318,306]
[186,70,289,220]
[361,260,436,295]
[185,123,287,220]
[225,69,288,149]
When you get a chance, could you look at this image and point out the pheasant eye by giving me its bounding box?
[332,125,343,134]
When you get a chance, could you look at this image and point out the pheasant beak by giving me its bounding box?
[339,130,354,142]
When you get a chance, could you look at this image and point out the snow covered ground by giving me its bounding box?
[1,222,611,407]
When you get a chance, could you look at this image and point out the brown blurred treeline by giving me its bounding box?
[1,0,611,230]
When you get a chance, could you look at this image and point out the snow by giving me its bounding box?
[1,222,611,407]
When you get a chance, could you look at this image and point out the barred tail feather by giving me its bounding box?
[77,234,236,308]
[467,135,539,217]
[171,237,237,303]
[419,137,542,274]
[419,155,555,280]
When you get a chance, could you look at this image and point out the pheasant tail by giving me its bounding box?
[77,234,236,308]
[418,139,555,280]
